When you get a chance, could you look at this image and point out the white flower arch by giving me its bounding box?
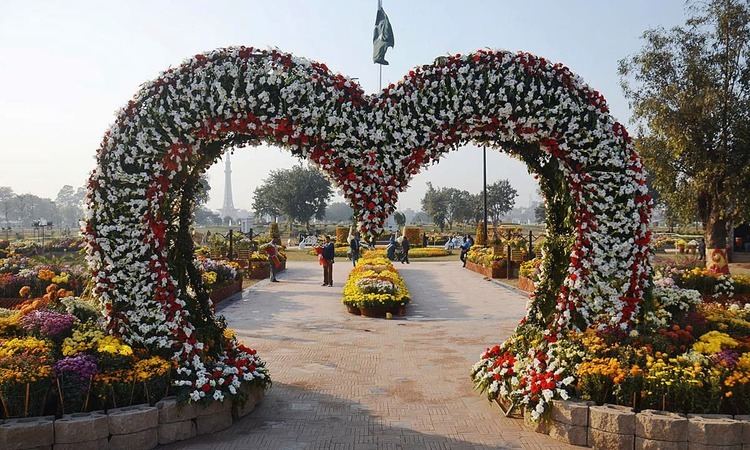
[86,47,652,399]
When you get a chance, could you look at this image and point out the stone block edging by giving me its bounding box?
[499,399,750,449]
[2,384,265,450]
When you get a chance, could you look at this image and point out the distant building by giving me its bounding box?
[219,154,241,223]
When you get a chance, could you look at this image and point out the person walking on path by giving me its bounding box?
[698,238,706,261]
[349,231,361,267]
[400,235,410,264]
[386,234,397,261]
[321,235,335,286]
[460,234,473,267]
[422,233,428,248]
[261,240,280,282]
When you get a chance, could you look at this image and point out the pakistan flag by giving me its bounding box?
[373,3,394,65]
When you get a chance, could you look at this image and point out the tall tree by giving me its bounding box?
[444,188,474,229]
[194,175,211,207]
[486,180,518,226]
[620,0,750,271]
[421,182,449,231]
[251,165,333,231]
[469,193,484,225]
[55,185,86,229]
[0,187,15,226]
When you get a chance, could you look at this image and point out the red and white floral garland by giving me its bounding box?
[85,46,651,402]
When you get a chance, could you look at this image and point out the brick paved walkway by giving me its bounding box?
[164,260,575,449]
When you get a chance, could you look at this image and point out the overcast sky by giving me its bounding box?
[0,0,687,211]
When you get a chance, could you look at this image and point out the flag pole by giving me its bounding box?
[378,0,383,90]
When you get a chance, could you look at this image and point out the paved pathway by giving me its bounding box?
[164,260,574,450]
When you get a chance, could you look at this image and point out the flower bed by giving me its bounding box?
[342,252,410,317]
[517,258,541,292]
[245,260,287,279]
[0,255,87,301]
[465,260,511,279]
[0,285,269,420]
[471,267,750,424]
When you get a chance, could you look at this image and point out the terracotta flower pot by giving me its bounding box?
[359,307,386,318]
[345,304,360,315]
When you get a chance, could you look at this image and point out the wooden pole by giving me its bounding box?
[507,244,512,280]
[528,230,533,258]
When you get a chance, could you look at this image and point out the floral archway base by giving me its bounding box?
[86,46,651,403]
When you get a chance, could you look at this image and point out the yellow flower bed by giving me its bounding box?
[342,253,410,309]
[692,331,738,354]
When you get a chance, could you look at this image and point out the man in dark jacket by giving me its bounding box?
[460,234,473,267]
[321,235,335,286]
[400,235,410,264]
[349,232,361,267]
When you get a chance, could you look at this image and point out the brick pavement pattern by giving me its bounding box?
[162,260,576,449]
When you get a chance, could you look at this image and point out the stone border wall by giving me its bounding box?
[516,399,750,449]
[0,384,264,450]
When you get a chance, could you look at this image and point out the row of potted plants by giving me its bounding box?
[342,252,410,318]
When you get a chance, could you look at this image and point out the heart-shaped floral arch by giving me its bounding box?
[85,46,652,401]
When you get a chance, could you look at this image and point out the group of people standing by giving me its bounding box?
[386,234,410,264]
[265,229,424,287]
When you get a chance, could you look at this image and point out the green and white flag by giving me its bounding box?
[373,1,394,65]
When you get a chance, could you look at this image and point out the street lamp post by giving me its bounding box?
[483,146,488,246]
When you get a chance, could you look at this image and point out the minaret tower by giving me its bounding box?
[220,154,237,220]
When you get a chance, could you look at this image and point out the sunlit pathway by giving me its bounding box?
[163,260,575,450]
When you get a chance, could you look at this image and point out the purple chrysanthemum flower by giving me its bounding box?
[21,310,76,338]
[54,354,98,380]
[711,349,740,369]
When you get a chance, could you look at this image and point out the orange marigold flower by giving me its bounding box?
[18,286,31,298]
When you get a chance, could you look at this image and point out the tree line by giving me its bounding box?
[421,180,518,231]
[0,185,86,230]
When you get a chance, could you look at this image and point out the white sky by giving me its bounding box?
[0,0,686,211]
